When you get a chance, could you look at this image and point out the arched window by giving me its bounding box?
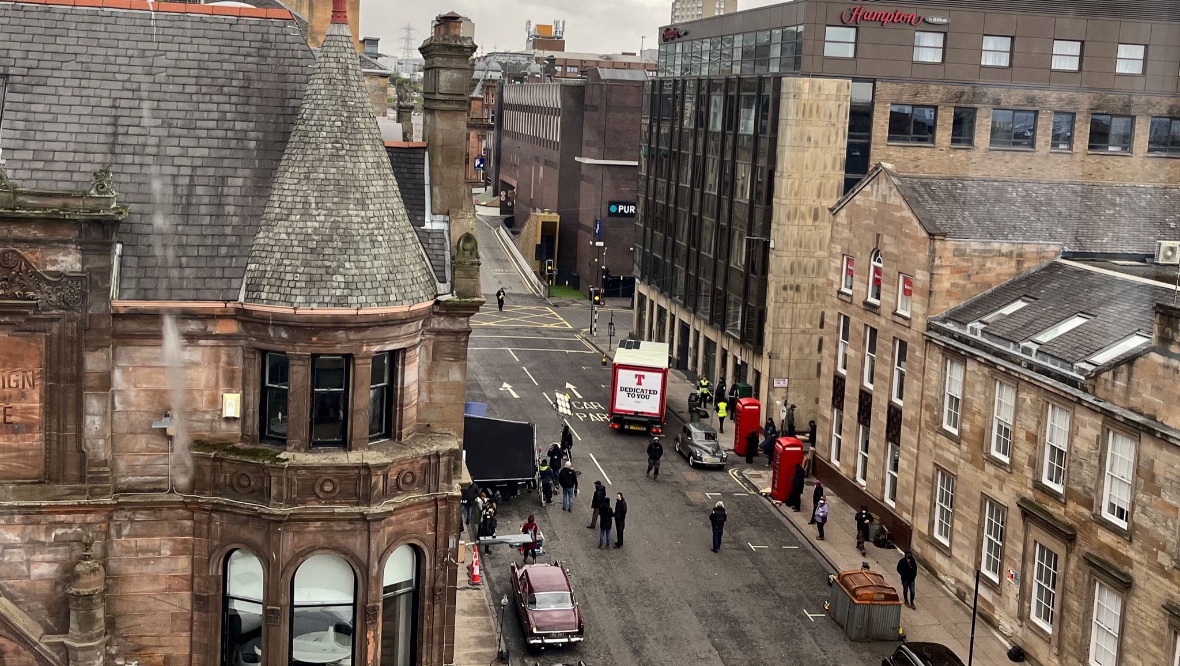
[380,546,420,666]
[222,549,264,666]
[291,554,355,666]
[868,249,883,304]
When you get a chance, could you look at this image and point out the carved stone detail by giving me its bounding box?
[314,476,340,499]
[231,471,255,493]
[265,606,281,625]
[395,469,417,492]
[0,249,85,312]
[87,168,115,197]
[365,603,380,625]
[193,593,209,613]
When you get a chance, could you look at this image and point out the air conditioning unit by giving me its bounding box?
[1156,240,1180,266]
[967,323,984,337]
[1020,342,1038,357]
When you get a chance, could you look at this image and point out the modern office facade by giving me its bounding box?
[634,0,1180,425]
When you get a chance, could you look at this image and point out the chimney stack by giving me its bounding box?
[363,36,380,57]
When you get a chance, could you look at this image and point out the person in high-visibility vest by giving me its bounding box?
[697,377,712,407]
[715,400,728,433]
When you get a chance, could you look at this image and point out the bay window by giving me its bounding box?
[381,546,420,666]
[262,352,290,443]
[311,356,350,448]
[370,352,396,441]
[291,554,356,666]
[222,550,264,666]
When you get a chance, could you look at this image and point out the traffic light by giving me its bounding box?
[544,259,555,275]
[591,288,602,305]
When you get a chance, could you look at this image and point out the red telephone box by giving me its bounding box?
[732,397,761,456]
[770,437,806,502]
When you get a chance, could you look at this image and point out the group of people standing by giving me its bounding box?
[587,481,627,549]
[539,425,578,510]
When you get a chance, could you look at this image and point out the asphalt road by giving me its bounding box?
[467,213,893,666]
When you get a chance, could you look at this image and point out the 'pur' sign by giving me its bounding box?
[841,5,923,26]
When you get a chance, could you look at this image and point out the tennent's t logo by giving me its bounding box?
[634,374,644,386]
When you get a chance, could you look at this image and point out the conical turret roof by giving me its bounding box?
[243,18,437,309]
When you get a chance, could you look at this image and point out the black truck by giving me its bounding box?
[463,415,538,498]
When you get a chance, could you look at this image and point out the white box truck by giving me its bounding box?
[608,340,669,435]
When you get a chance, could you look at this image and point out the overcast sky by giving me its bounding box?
[363,0,782,57]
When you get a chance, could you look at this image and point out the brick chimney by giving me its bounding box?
[420,12,483,300]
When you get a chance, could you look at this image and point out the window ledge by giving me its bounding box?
[1094,513,1132,542]
[838,290,853,303]
[1049,149,1074,154]
[950,144,974,150]
[928,536,952,556]
[988,146,1036,152]
[1025,618,1053,644]
[893,310,912,321]
[862,300,881,314]
[1033,481,1067,505]
[985,453,1012,473]
[1146,152,1180,159]
[886,141,937,148]
[938,426,962,445]
[979,571,1002,593]
[1086,150,1133,157]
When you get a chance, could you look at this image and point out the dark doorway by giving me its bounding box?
[677,320,690,371]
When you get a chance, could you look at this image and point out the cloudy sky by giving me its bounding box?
[363,0,781,57]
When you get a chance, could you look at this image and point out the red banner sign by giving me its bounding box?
[845,258,855,278]
[902,276,913,297]
[872,265,882,287]
[841,6,923,26]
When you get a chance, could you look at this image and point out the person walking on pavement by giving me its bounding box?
[764,417,777,440]
[587,481,607,528]
[547,442,564,471]
[646,437,664,479]
[521,515,539,563]
[560,423,574,461]
[538,460,554,505]
[809,481,824,524]
[697,377,712,407]
[897,551,919,609]
[786,404,797,437]
[478,504,498,554]
[597,499,614,549]
[496,287,506,312]
[760,434,775,468]
[613,492,627,548]
[558,461,578,512]
[714,379,726,410]
[814,497,829,540]
[715,399,728,433]
[807,419,817,447]
[788,464,806,511]
[709,501,727,552]
[854,505,874,555]
[461,482,481,526]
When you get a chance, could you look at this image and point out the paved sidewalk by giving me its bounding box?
[452,533,500,665]
[739,467,1013,666]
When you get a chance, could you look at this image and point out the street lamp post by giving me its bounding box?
[497,594,509,662]
[968,569,980,666]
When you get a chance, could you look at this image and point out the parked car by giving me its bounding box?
[509,561,584,650]
[882,642,967,666]
[675,422,727,468]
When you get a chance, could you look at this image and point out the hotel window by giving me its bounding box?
[855,425,869,485]
[891,339,907,405]
[951,107,977,147]
[831,408,843,465]
[888,105,936,144]
[990,109,1038,149]
[824,26,857,58]
[261,352,290,444]
[369,352,396,441]
[863,326,877,389]
[1052,40,1082,71]
[837,314,850,374]
[980,500,1005,583]
[884,443,899,506]
[933,469,955,546]
[1116,44,1145,75]
[1051,112,1076,151]
[1089,581,1122,666]
[840,255,855,293]
[1031,542,1059,632]
[896,274,913,316]
[867,249,883,302]
[990,381,1016,462]
[1149,117,1180,156]
[1089,114,1135,153]
[222,550,264,666]
[382,546,420,666]
[913,31,945,63]
[292,554,356,664]
[981,35,1012,67]
[942,358,964,434]
[1102,430,1136,528]
[1042,403,1071,492]
[311,355,350,448]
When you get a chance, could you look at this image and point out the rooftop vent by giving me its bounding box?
[1155,240,1180,266]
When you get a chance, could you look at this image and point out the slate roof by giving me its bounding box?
[889,171,1180,255]
[243,21,436,308]
[0,3,311,301]
[936,261,1175,372]
[384,143,450,284]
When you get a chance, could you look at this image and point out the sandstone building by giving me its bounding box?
[0,3,480,666]
[633,0,1180,423]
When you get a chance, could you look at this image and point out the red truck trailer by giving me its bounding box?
[608,340,670,435]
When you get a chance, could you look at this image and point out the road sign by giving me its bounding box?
[474,156,485,169]
[595,218,602,240]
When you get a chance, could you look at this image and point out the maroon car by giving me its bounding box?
[509,561,585,648]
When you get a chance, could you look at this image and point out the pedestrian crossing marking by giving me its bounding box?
[472,305,573,329]
[748,543,769,551]
[804,610,824,622]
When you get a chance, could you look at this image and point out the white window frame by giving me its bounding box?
[1116,43,1145,75]
[840,255,855,293]
[981,35,1012,67]
[867,249,883,304]
[837,314,850,375]
[934,469,955,546]
[863,326,877,389]
[981,499,1005,583]
[913,31,945,63]
[1052,39,1082,71]
[942,358,965,434]
[855,424,869,485]
[884,443,899,507]
[1101,430,1135,528]
[831,408,843,466]
[896,273,913,317]
[1031,542,1059,633]
[824,26,857,59]
[1041,403,1071,493]
[1172,629,1179,666]
[891,339,907,406]
[1089,580,1122,666]
[990,380,1016,462]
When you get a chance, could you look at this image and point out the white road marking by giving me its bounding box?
[804,610,825,622]
[564,382,583,399]
[544,393,555,407]
[467,347,594,355]
[508,349,520,362]
[783,546,800,549]
[499,382,519,399]
[522,367,538,385]
[733,492,748,496]
[587,451,612,486]
[704,492,722,498]
[748,543,769,551]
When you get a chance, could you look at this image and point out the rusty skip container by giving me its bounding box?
[827,569,902,642]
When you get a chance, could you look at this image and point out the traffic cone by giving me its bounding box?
[468,548,482,586]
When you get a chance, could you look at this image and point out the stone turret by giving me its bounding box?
[64,534,107,666]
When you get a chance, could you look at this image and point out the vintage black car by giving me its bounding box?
[674,422,728,468]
